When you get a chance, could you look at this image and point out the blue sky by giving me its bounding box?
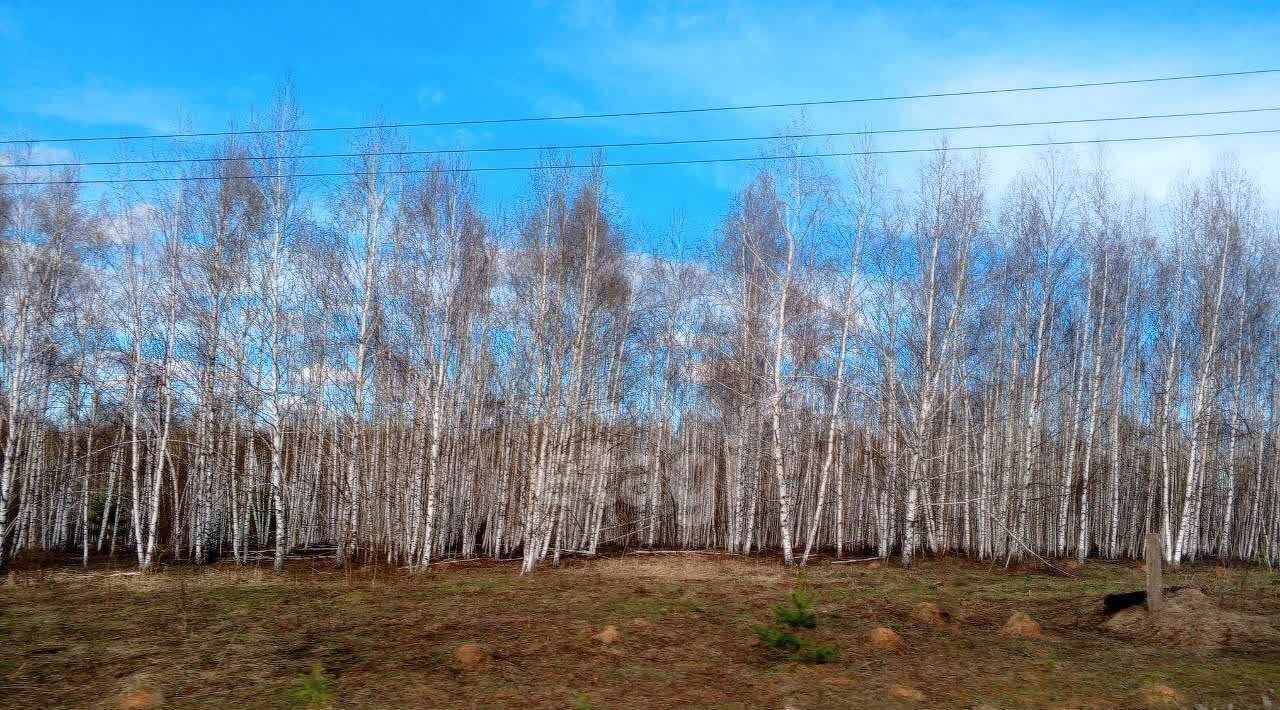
[2,1,1278,253]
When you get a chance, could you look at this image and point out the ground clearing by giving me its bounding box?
[2,554,1278,708]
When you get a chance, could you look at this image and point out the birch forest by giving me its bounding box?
[3,92,1279,576]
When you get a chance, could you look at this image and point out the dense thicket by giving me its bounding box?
[2,93,1277,573]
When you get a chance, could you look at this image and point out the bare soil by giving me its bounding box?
[2,553,1278,708]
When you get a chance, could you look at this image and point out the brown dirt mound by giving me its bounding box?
[116,674,163,709]
[592,625,620,645]
[913,601,955,628]
[887,685,926,701]
[117,688,163,709]
[867,626,904,650]
[1000,611,1041,638]
[454,642,488,669]
[1101,587,1280,651]
[1137,684,1181,707]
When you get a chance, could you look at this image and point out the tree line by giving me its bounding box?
[2,89,1277,573]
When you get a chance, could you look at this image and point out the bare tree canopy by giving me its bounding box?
[2,98,1279,575]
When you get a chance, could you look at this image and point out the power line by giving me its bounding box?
[2,68,1277,146]
[7,128,1278,187]
[4,106,1278,170]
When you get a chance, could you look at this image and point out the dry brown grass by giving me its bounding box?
[1,554,1277,708]
[593,552,783,586]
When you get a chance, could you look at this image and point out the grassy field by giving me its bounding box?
[2,553,1278,709]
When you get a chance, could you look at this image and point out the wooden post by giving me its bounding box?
[1145,533,1163,612]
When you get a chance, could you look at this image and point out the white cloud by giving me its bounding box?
[894,63,1280,203]
[30,81,190,133]
[0,144,77,182]
[417,86,446,106]
[98,202,160,246]
[533,4,1280,207]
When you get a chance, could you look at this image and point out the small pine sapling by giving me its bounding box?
[754,584,839,663]
[286,663,335,709]
[772,588,818,629]
[754,625,802,651]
